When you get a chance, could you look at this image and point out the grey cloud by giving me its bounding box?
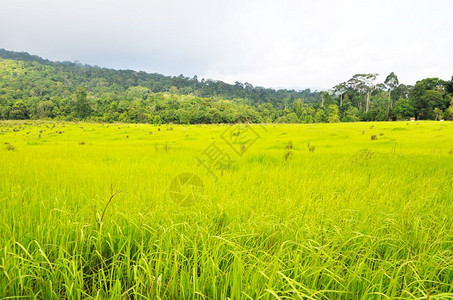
[0,0,452,89]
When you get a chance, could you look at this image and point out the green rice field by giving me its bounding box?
[0,120,452,299]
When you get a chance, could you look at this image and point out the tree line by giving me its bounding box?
[1,49,452,124]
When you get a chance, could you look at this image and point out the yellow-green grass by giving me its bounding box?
[0,120,452,299]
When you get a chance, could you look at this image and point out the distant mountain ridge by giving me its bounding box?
[0,48,319,106]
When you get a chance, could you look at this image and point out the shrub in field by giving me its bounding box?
[4,143,16,151]
[286,140,293,150]
[284,150,292,160]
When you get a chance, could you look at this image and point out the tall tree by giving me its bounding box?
[319,91,333,107]
[347,74,378,112]
[393,98,414,120]
[445,76,453,94]
[384,72,399,106]
[37,100,55,119]
[333,82,347,106]
[410,78,449,119]
[9,100,30,119]
[326,104,340,123]
[73,87,91,119]
[384,72,399,118]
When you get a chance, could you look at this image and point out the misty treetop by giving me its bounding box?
[0,49,452,123]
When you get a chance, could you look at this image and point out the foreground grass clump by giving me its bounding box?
[0,120,452,299]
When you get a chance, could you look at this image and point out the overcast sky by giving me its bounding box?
[1,0,452,90]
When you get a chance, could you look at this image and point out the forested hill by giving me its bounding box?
[0,48,319,104]
[0,48,452,124]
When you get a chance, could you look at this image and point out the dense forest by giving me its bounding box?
[1,49,452,124]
